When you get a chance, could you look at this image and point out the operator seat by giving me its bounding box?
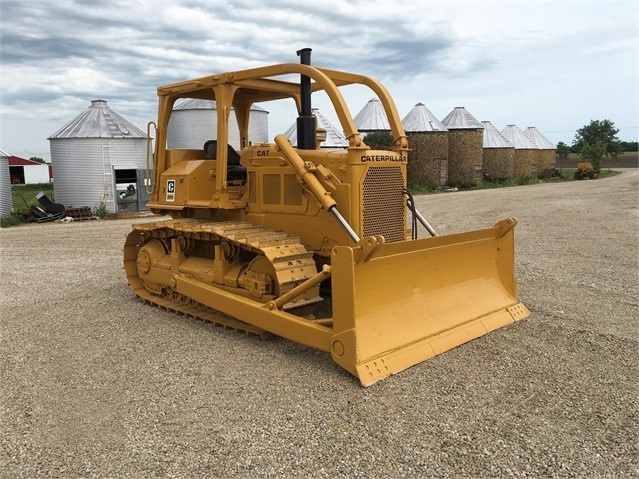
[203,140,247,182]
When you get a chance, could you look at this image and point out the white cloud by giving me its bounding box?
[0,0,636,162]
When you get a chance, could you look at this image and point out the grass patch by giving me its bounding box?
[471,179,515,190]
[407,182,443,194]
[471,176,540,190]
[1,183,55,228]
[10,183,55,213]
[557,168,621,180]
[0,213,27,228]
[598,169,622,178]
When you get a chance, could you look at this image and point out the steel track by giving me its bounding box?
[123,218,320,338]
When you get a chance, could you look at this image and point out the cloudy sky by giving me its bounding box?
[1,0,637,162]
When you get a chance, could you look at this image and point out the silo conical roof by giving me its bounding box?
[402,103,447,133]
[441,107,483,130]
[481,121,514,148]
[354,98,390,131]
[500,124,537,149]
[283,108,348,147]
[48,100,145,139]
[524,127,556,149]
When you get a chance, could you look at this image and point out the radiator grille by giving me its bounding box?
[362,167,405,242]
[263,174,280,204]
[283,174,303,205]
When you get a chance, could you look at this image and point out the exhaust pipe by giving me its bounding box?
[296,48,316,150]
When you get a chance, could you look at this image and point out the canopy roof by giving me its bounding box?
[173,99,267,112]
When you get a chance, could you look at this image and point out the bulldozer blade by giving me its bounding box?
[328,218,530,386]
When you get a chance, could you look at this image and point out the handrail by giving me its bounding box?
[145,121,156,195]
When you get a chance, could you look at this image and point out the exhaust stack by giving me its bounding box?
[296,48,316,150]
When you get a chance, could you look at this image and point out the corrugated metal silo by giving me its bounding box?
[501,125,538,178]
[0,148,13,217]
[167,99,268,151]
[48,100,149,214]
[402,103,449,185]
[441,107,484,187]
[481,121,514,180]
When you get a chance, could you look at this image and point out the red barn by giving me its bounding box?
[8,156,53,184]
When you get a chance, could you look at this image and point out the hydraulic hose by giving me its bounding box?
[404,188,437,237]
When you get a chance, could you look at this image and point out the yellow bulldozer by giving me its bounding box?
[574,161,598,180]
[124,49,529,386]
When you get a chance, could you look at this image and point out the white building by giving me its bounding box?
[8,156,51,184]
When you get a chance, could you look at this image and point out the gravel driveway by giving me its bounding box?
[1,170,637,478]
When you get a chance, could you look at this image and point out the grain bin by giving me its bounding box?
[441,107,484,187]
[283,108,348,148]
[354,98,391,132]
[402,103,448,185]
[481,121,514,180]
[167,99,268,151]
[501,125,538,178]
[524,127,556,176]
[0,148,12,217]
[48,99,150,214]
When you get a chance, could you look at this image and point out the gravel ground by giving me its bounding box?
[1,170,637,478]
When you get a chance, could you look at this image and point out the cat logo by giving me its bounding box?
[166,179,175,202]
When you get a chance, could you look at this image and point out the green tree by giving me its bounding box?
[364,131,394,149]
[29,156,46,164]
[556,141,570,161]
[573,119,622,167]
[620,140,638,152]
[580,143,606,172]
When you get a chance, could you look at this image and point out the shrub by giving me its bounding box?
[94,201,107,219]
[0,213,28,228]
